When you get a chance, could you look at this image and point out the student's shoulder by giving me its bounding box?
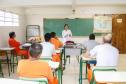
[111,46,119,52]
[38,60,50,66]
[93,44,102,49]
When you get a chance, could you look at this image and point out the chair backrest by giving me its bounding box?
[90,66,117,84]
[19,77,48,84]
[39,58,52,63]
[65,41,75,45]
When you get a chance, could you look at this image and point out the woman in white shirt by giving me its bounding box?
[62,24,72,43]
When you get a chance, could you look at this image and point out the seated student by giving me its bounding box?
[84,34,119,82]
[50,32,63,49]
[8,32,28,58]
[82,33,99,67]
[40,33,59,62]
[17,43,57,84]
[82,33,99,51]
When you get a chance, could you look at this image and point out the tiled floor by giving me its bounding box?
[0,54,126,84]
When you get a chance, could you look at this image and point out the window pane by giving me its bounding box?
[0,10,4,17]
[13,22,19,26]
[13,18,19,22]
[4,22,12,26]
[0,17,4,21]
[5,17,12,22]
[12,14,19,18]
[5,12,12,18]
[0,21,4,26]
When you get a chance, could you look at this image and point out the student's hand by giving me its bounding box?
[28,37,36,42]
[83,51,90,58]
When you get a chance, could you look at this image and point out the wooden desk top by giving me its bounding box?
[82,56,96,61]
[0,47,14,51]
[0,78,39,84]
[94,71,126,83]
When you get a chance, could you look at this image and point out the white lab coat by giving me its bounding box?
[62,29,72,43]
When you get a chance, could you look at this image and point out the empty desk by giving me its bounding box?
[94,71,126,83]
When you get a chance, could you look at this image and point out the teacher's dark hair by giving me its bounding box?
[29,43,43,58]
[64,24,69,29]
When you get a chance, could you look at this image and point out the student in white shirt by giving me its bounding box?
[82,33,99,51]
[84,34,119,82]
[40,33,56,58]
[62,24,72,43]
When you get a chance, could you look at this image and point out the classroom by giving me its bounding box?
[0,0,126,84]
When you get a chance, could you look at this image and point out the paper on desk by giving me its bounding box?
[23,43,31,46]
[83,56,96,60]
[48,61,59,69]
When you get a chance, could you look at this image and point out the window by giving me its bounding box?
[0,10,19,26]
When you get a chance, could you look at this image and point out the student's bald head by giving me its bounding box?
[103,34,112,44]
[29,43,43,58]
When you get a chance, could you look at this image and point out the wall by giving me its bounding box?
[0,7,26,47]
[25,5,126,43]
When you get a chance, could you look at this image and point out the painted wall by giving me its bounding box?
[25,5,126,42]
[0,7,26,47]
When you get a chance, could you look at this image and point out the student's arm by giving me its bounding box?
[84,46,98,58]
[89,46,98,57]
[62,31,65,38]
[69,30,72,37]
[9,39,20,47]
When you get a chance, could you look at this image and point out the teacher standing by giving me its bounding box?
[62,24,72,43]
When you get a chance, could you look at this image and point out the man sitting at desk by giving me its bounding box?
[82,33,99,51]
[84,34,119,82]
[17,43,57,84]
[8,32,28,58]
[82,33,99,67]
[40,33,60,62]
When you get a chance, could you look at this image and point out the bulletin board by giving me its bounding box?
[94,15,112,33]
[26,25,40,41]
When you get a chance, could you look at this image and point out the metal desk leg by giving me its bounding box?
[58,68,62,84]
[79,58,83,84]
[86,62,88,78]
[63,49,66,69]
[5,51,10,76]
[0,60,4,77]
[11,51,15,73]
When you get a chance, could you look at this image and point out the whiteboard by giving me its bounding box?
[94,15,112,33]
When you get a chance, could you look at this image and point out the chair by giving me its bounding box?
[90,66,117,84]
[40,58,62,84]
[19,77,48,84]
[39,58,52,63]
[0,50,13,76]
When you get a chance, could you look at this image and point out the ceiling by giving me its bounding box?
[0,0,126,7]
